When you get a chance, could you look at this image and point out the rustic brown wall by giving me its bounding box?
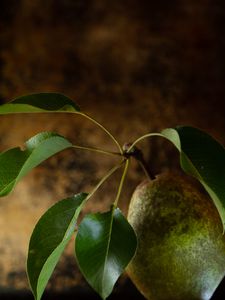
[0,0,225,298]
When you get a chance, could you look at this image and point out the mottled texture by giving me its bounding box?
[127,173,225,300]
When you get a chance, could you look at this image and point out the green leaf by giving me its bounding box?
[162,126,225,229]
[75,206,137,299]
[27,193,87,300]
[0,132,72,196]
[0,93,80,114]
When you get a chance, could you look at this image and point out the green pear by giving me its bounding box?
[127,173,225,300]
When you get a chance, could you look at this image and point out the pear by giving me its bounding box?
[127,173,225,300]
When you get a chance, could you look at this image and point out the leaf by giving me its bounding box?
[0,93,80,114]
[27,193,87,300]
[0,132,72,196]
[162,126,225,229]
[75,206,137,299]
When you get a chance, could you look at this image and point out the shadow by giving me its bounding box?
[1,276,225,300]
[0,279,146,300]
[212,275,225,300]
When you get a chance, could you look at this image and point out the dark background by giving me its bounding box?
[0,1,225,299]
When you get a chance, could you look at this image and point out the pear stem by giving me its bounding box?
[137,159,154,181]
[122,143,155,180]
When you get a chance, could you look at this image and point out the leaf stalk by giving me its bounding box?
[78,112,123,155]
[72,145,121,157]
[114,158,130,207]
[83,160,125,207]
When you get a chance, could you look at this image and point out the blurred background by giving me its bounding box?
[0,0,225,299]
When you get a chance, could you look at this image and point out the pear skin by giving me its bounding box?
[127,173,225,300]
